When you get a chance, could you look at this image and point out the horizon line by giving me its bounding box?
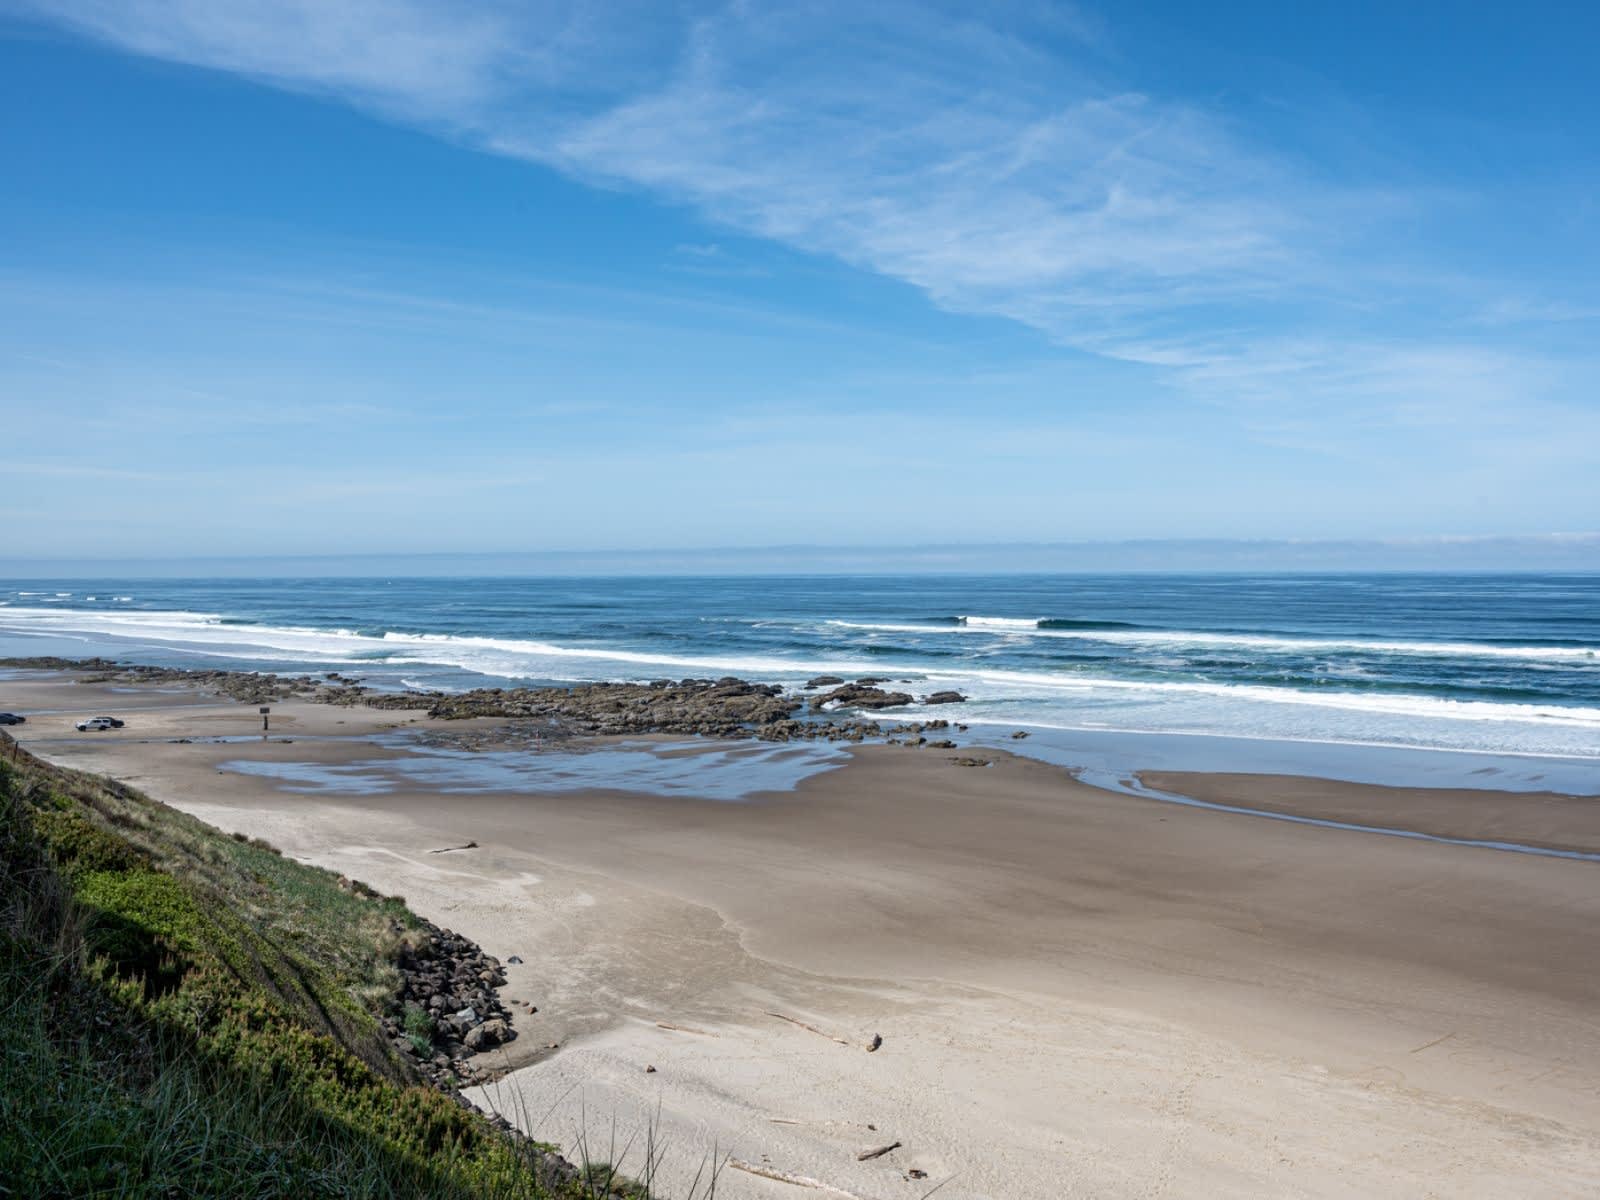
[2,534,1598,579]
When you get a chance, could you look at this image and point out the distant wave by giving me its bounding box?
[956,615,1147,631]
[1037,618,1147,631]
[822,618,1597,662]
[959,615,1041,630]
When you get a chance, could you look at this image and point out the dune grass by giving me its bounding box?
[0,742,655,1199]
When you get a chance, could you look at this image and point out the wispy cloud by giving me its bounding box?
[10,0,1598,430]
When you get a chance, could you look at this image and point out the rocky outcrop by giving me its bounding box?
[2,657,932,745]
[810,683,915,712]
[1,658,373,707]
[923,691,967,705]
[424,677,798,737]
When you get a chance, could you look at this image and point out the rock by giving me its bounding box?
[811,683,914,712]
[950,756,991,767]
[805,675,845,688]
[454,1007,478,1025]
[645,1064,656,1073]
[464,1018,510,1050]
[1011,730,1030,739]
[507,955,523,964]
[923,691,966,705]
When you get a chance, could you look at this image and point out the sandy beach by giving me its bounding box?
[6,670,1599,1198]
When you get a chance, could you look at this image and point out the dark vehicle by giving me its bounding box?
[0,713,24,725]
[75,716,125,732]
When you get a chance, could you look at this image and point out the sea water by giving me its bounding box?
[2,574,1596,789]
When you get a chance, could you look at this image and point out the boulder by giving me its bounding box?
[924,691,966,705]
[464,1018,511,1050]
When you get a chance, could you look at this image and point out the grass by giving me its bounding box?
[0,739,703,1199]
[404,1002,438,1058]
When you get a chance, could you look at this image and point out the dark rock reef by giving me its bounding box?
[809,682,915,712]
[424,676,793,736]
[3,656,967,745]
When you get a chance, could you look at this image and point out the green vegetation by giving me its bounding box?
[0,742,644,1199]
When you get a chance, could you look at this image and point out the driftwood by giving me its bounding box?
[656,1021,717,1037]
[764,1011,850,1046]
[1409,1030,1457,1055]
[728,1159,866,1199]
[856,1141,901,1161]
[427,841,479,854]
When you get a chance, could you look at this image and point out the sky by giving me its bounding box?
[3,1,1599,566]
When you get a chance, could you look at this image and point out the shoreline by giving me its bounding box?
[6,659,1594,857]
[1137,769,1600,858]
[6,670,1600,1196]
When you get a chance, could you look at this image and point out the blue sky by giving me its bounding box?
[3,1,1598,563]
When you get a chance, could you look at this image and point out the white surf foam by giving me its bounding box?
[4,605,1597,734]
[0,607,869,680]
[823,619,1597,662]
[958,615,1041,630]
[944,667,1600,728]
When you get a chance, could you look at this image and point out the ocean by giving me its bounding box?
[2,573,1597,791]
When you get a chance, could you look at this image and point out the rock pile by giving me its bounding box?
[381,921,517,1089]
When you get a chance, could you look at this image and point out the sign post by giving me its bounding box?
[260,706,271,739]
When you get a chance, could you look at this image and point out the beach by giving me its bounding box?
[7,670,1599,1198]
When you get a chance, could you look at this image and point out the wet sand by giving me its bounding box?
[1140,769,1600,856]
[6,673,1600,1198]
